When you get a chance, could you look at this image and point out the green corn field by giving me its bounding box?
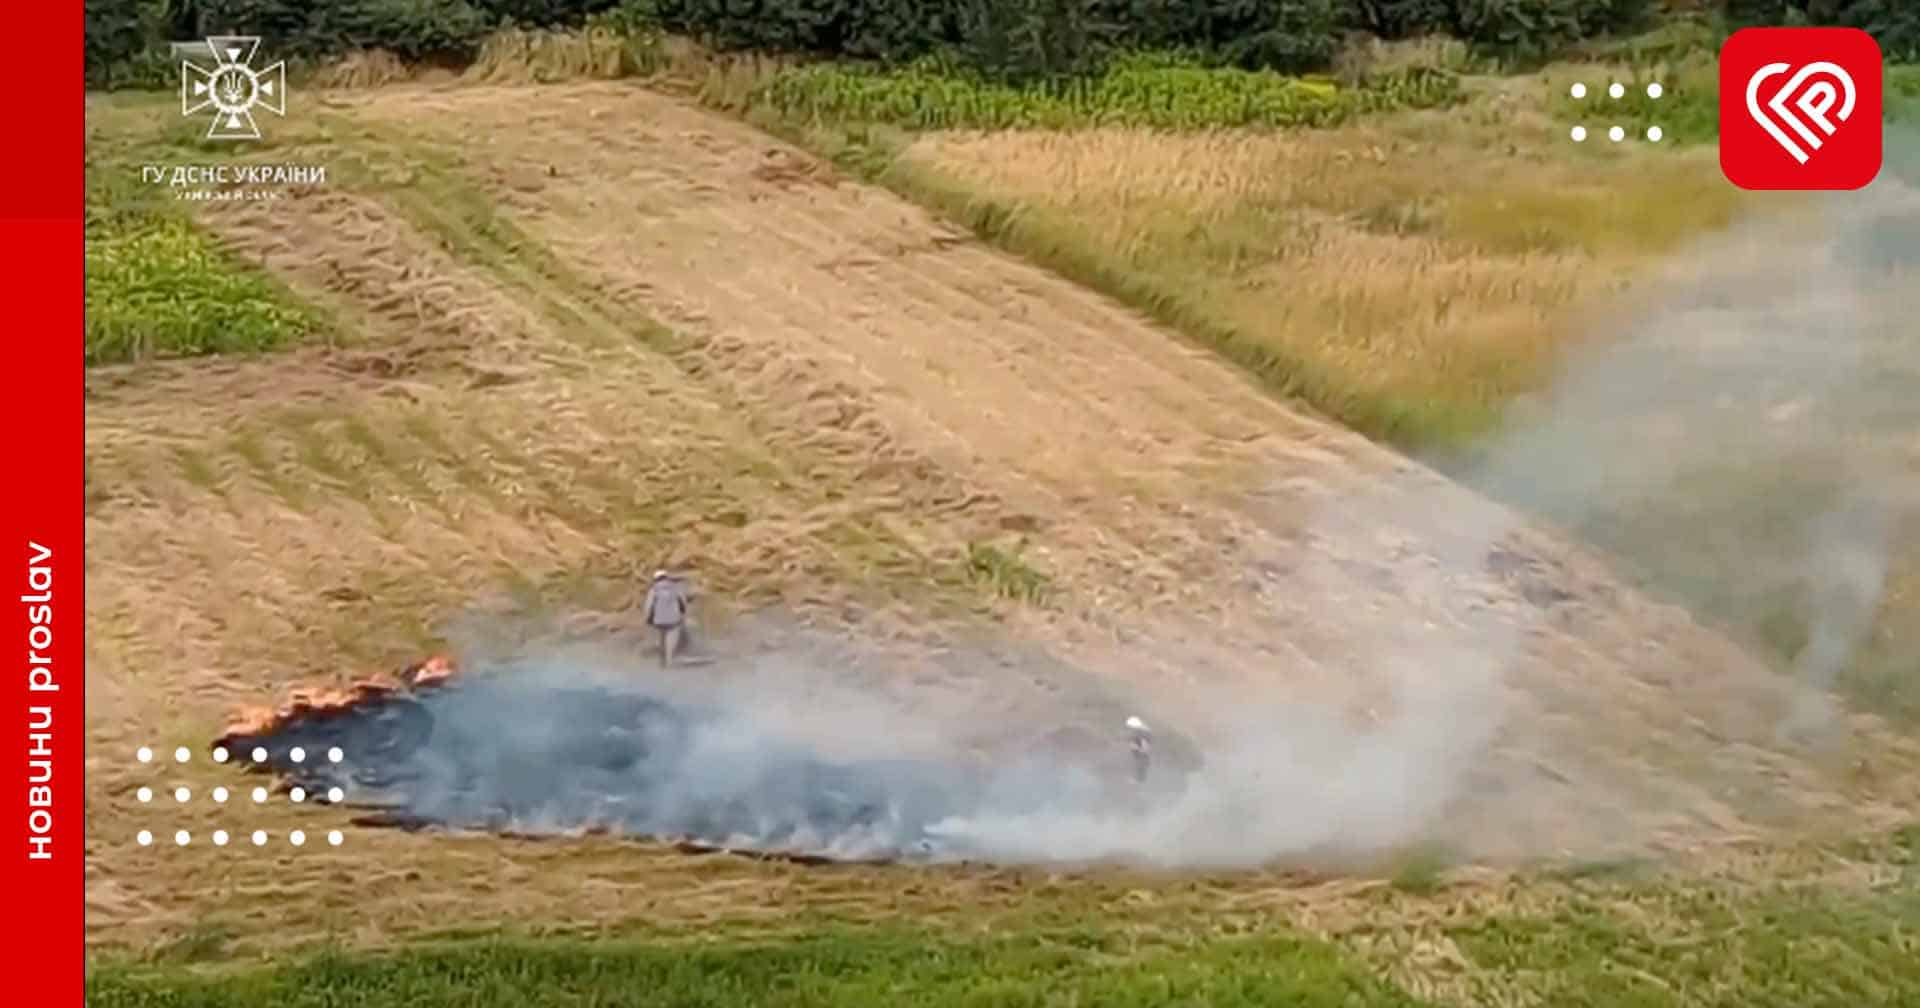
[754,57,1463,131]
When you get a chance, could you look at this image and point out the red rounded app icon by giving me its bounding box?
[1720,27,1882,191]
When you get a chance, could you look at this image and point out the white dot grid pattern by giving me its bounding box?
[1568,81,1664,144]
[130,744,352,847]
[130,770,347,806]
[132,821,355,846]
[130,828,368,848]
[135,743,350,766]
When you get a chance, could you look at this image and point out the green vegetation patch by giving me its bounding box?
[757,57,1462,131]
[87,925,1424,1008]
[965,540,1052,605]
[1546,60,1720,144]
[85,177,327,365]
[1450,880,1920,1007]
[1893,65,1920,120]
[86,830,1920,1008]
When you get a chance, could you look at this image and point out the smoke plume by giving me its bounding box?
[1460,132,1920,737]
[224,134,1918,871]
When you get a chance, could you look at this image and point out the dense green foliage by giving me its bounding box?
[86,0,180,88]
[648,0,1350,78]
[166,0,494,60]
[85,2,145,82]
[81,0,1920,89]
[83,0,1920,89]
[1349,0,1658,60]
[84,0,622,83]
[475,0,623,25]
[758,57,1460,129]
[107,0,1868,89]
[1725,1,1920,60]
[649,0,1661,78]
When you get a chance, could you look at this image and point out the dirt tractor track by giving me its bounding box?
[84,82,1920,948]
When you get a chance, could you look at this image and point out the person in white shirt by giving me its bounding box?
[1125,715,1152,783]
[641,570,691,668]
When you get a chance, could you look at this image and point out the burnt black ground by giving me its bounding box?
[210,649,1206,865]
[214,669,986,862]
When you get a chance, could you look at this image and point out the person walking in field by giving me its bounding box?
[642,569,691,668]
[1125,716,1152,784]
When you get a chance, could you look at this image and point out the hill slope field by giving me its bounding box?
[84,80,1920,963]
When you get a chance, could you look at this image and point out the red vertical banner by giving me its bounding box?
[3,1,83,1001]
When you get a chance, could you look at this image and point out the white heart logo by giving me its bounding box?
[1745,60,1858,164]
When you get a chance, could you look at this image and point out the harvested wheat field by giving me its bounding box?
[84,82,1920,959]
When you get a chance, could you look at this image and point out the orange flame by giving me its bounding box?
[213,653,460,752]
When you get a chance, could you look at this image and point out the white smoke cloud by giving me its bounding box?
[253,133,1919,872]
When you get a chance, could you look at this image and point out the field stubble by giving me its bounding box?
[80,61,1920,1000]
[885,82,1919,724]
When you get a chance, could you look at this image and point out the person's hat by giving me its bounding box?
[1125,716,1149,732]
[652,569,668,580]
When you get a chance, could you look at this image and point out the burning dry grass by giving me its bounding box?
[80,137,1000,950]
[83,75,1920,987]
[214,654,455,745]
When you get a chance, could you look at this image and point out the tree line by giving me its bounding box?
[86,0,1917,88]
